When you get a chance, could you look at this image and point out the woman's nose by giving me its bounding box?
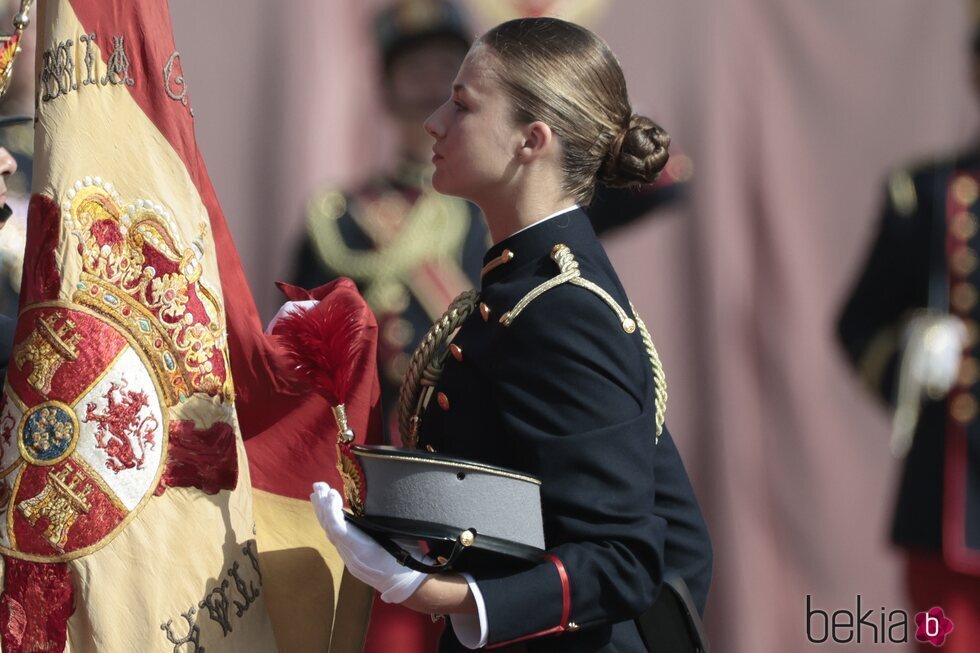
[424,103,446,139]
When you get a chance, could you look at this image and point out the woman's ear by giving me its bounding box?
[517,121,554,163]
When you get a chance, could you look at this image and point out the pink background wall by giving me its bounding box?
[170,1,979,650]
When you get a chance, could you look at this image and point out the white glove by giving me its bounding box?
[265,299,320,335]
[310,482,428,603]
[904,314,967,399]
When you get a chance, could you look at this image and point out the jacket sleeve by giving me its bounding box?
[836,172,928,404]
[472,284,669,647]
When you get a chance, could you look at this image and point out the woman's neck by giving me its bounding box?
[481,190,578,245]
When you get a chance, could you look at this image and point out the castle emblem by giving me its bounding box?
[0,304,167,561]
[13,313,82,395]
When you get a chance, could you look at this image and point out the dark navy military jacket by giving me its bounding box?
[416,208,712,651]
[837,151,980,574]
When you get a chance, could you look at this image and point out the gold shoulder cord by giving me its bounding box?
[398,289,480,448]
[630,302,668,442]
[499,245,636,334]
[500,244,667,442]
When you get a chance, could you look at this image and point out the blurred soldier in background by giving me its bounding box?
[293,0,487,449]
[836,11,980,651]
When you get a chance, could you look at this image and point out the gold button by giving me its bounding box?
[952,283,978,313]
[622,318,636,333]
[450,343,463,362]
[480,302,491,321]
[952,247,979,276]
[951,212,979,240]
[550,243,568,260]
[437,392,450,411]
[951,394,978,424]
[953,175,979,206]
[960,358,980,387]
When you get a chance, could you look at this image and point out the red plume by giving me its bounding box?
[272,279,373,406]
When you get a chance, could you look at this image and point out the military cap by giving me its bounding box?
[374,0,472,71]
[345,444,546,572]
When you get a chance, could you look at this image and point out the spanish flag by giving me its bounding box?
[0,1,379,651]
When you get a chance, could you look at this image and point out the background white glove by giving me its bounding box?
[310,482,428,604]
[904,314,967,399]
[265,299,320,335]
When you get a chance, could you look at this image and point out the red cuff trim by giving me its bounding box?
[546,554,571,628]
[486,554,572,649]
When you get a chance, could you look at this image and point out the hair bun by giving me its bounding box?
[598,115,670,188]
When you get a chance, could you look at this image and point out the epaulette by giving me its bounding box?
[499,245,668,441]
[498,244,636,333]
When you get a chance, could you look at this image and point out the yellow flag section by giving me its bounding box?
[252,489,375,653]
[0,0,279,650]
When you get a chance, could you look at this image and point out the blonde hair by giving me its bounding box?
[478,17,669,205]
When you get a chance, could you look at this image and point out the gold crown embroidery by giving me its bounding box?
[61,178,232,405]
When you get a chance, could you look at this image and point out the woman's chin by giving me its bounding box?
[430,172,457,197]
[431,172,478,204]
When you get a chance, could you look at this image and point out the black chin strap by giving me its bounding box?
[372,528,478,574]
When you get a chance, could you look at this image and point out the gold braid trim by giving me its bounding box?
[306,188,470,312]
[499,245,579,326]
[500,245,635,334]
[499,244,664,440]
[631,302,667,443]
[570,277,636,333]
[398,289,480,448]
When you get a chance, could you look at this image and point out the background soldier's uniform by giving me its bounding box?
[837,151,980,647]
[414,208,712,651]
[293,164,490,440]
